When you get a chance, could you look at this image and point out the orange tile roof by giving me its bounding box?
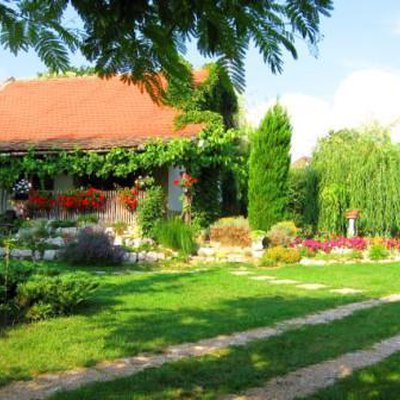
[0,71,207,152]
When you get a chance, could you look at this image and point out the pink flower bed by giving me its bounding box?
[297,236,400,254]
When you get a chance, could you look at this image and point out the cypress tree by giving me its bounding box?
[248,103,292,231]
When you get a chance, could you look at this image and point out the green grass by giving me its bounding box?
[0,261,360,386]
[306,352,400,399]
[3,260,400,395]
[50,301,400,399]
[261,261,400,296]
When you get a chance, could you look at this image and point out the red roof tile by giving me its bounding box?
[0,72,207,152]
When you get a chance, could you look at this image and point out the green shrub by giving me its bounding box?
[266,221,298,247]
[76,214,99,226]
[137,186,166,237]
[62,228,124,266]
[368,244,389,260]
[154,218,197,256]
[16,273,98,321]
[17,219,49,249]
[1,264,98,325]
[261,245,301,265]
[258,256,276,268]
[345,250,364,261]
[210,217,251,247]
[49,219,77,229]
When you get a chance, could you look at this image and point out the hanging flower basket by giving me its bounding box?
[12,178,32,200]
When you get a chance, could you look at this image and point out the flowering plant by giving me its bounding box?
[27,191,56,212]
[173,172,198,189]
[118,187,140,211]
[58,188,106,211]
[300,236,368,253]
[12,178,32,198]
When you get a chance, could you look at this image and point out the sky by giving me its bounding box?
[1,1,400,159]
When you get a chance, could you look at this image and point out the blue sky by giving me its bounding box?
[1,1,400,157]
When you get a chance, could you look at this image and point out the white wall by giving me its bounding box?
[167,166,184,212]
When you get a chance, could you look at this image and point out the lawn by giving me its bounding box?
[306,352,400,400]
[2,260,400,398]
[50,301,400,400]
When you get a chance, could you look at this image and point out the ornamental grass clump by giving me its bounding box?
[210,217,251,247]
[266,221,298,247]
[154,217,197,256]
[368,244,389,261]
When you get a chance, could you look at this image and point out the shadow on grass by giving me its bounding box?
[91,269,365,355]
[51,302,400,400]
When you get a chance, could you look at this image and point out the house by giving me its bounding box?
[0,71,212,218]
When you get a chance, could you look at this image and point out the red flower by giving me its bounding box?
[174,173,198,189]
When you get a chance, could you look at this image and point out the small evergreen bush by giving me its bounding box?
[16,273,99,321]
[154,218,197,256]
[261,245,301,266]
[62,228,124,266]
[137,186,166,237]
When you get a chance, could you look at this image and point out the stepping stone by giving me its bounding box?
[250,276,277,281]
[270,279,298,285]
[296,283,327,290]
[231,271,252,276]
[330,288,363,294]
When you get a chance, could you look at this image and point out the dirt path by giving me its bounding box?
[1,294,399,400]
[221,334,400,400]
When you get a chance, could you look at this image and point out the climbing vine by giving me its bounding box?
[0,125,240,188]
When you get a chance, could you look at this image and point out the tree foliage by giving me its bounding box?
[312,126,400,236]
[0,0,333,92]
[287,165,318,229]
[248,103,292,231]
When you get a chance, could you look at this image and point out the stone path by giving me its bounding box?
[250,276,277,281]
[296,283,327,290]
[221,334,400,400]
[270,279,298,285]
[330,288,363,295]
[2,294,400,400]
[241,270,364,295]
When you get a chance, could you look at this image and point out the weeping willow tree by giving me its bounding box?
[312,126,400,236]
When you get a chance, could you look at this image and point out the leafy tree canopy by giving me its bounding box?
[0,0,333,92]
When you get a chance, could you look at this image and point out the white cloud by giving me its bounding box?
[246,69,400,160]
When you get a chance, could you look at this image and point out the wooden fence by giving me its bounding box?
[0,190,142,224]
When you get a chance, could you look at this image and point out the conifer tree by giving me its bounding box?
[248,103,292,231]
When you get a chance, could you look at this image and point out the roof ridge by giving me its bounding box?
[0,76,16,91]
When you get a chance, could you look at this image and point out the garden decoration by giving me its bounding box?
[346,209,360,238]
[173,172,198,224]
[10,178,32,218]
